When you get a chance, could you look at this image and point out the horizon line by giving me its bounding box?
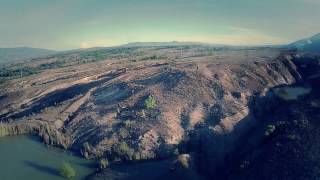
[0,40,290,52]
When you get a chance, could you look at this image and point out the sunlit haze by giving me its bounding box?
[0,0,319,50]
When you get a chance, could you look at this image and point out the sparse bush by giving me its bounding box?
[119,127,129,139]
[144,95,157,109]
[123,120,136,129]
[150,55,158,60]
[287,134,297,140]
[136,109,146,118]
[133,152,141,160]
[0,126,8,137]
[98,158,109,169]
[275,88,289,99]
[81,142,93,159]
[177,154,190,169]
[59,162,76,179]
[265,124,276,136]
[240,160,250,169]
[0,78,6,84]
[113,141,135,160]
[79,51,107,61]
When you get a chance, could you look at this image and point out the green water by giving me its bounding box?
[0,136,95,180]
[274,86,311,100]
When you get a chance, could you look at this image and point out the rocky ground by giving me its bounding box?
[226,53,320,180]
[0,45,319,179]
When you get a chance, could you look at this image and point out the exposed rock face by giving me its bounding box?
[0,47,303,178]
[0,121,70,148]
[225,78,320,180]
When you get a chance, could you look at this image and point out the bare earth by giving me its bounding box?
[0,46,303,179]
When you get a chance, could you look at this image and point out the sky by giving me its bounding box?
[0,0,319,50]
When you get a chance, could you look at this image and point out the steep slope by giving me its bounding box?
[227,74,320,180]
[0,47,57,64]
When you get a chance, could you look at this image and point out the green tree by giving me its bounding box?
[144,95,157,109]
[59,162,76,179]
[265,124,276,136]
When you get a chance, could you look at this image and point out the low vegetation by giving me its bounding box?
[98,158,109,170]
[59,162,76,179]
[119,127,129,139]
[113,141,135,160]
[265,124,276,136]
[140,55,165,61]
[79,51,107,61]
[122,120,136,129]
[177,154,190,169]
[0,126,8,137]
[0,60,66,83]
[144,95,157,109]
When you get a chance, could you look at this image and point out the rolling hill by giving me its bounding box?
[288,33,320,52]
[0,47,57,64]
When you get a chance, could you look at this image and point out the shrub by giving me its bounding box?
[119,128,129,139]
[98,158,109,169]
[265,124,276,136]
[59,162,76,179]
[0,78,6,84]
[123,120,136,129]
[81,142,93,159]
[275,88,289,99]
[113,141,135,160]
[177,154,190,169]
[136,110,146,118]
[240,160,250,168]
[0,126,8,137]
[144,95,157,109]
[287,134,297,140]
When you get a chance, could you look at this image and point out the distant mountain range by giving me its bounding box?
[121,41,220,47]
[123,35,320,52]
[287,33,320,52]
[0,47,57,64]
[0,34,319,64]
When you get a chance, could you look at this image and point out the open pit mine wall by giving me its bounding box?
[0,53,304,172]
[186,54,303,177]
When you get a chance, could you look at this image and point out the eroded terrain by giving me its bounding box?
[0,46,319,179]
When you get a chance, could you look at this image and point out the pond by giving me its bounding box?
[0,136,95,180]
[274,86,311,100]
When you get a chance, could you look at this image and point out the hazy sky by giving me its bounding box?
[0,0,319,50]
